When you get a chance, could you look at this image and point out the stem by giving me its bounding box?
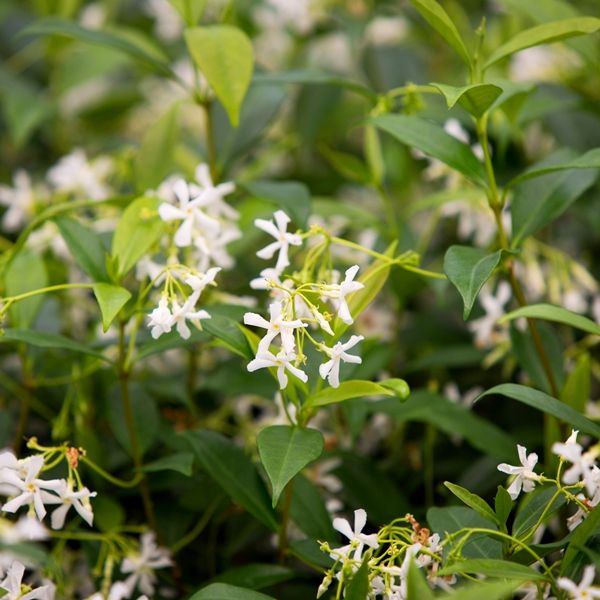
[1,283,94,309]
[80,456,143,489]
[171,497,220,554]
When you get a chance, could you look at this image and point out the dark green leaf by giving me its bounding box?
[319,144,371,184]
[445,482,499,525]
[345,557,370,600]
[290,475,337,541]
[501,304,600,337]
[406,559,435,600]
[189,583,275,600]
[201,311,253,360]
[562,354,591,415]
[495,486,513,528]
[477,384,600,438]
[212,564,295,590]
[370,115,486,187]
[512,486,565,539]
[242,181,311,229]
[431,83,502,118]
[438,559,546,580]
[444,246,505,319]
[92,283,131,332]
[184,430,278,531]
[142,452,195,476]
[257,426,324,507]
[561,505,600,578]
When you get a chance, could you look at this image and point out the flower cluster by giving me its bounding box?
[243,210,367,389]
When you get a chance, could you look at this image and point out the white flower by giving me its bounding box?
[497,445,540,500]
[247,350,308,390]
[185,267,221,294]
[552,430,599,496]
[1,456,63,521]
[244,301,306,353]
[143,0,182,41]
[330,508,378,561]
[147,296,174,339]
[329,265,364,325]
[158,179,219,247]
[319,335,363,388]
[255,210,302,272]
[468,281,511,347]
[44,480,96,530]
[558,565,600,599]
[0,561,53,600]
[2,516,48,543]
[193,164,237,220]
[416,533,442,568]
[121,532,172,597]
[0,171,38,232]
[170,294,211,340]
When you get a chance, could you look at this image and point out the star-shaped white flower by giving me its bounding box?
[0,561,54,600]
[330,265,364,325]
[147,296,174,339]
[255,210,302,272]
[170,293,211,340]
[497,444,540,500]
[319,335,363,388]
[43,480,97,530]
[558,565,600,599]
[247,350,308,389]
[185,266,221,294]
[193,163,237,220]
[244,301,306,353]
[121,532,172,597]
[331,508,379,562]
[468,281,511,347]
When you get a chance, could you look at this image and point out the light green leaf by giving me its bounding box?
[445,482,499,525]
[406,560,435,600]
[242,181,311,228]
[495,486,513,528]
[443,246,505,319]
[370,115,486,187]
[506,148,600,189]
[408,0,472,66]
[55,216,108,282]
[438,559,546,580]
[478,384,600,438]
[111,196,164,278]
[488,79,536,121]
[562,353,591,414]
[185,25,253,127]
[431,83,503,118]
[309,380,396,408]
[92,283,131,332]
[345,558,370,600]
[257,426,324,507]
[135,104,180,192]
[438,581,523,600]
[189,583,275,600]
[168,0,206,26]
[142,452,195,476]
[0,329,110,363]
[184,430,278,531]
[319,144,371,185]
[379,378,410,399]
[500,303,600,336]
[20,17,173,77]
[484,17,600,69]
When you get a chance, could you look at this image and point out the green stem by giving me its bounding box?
[80,456,143,489]
[1,283,94,309]
[171,497,220,554]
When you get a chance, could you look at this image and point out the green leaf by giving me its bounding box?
[501,304,600,337]
[20,17,173,77]
[201,309,253,360]
[443,246,505,319]
[290,475,337,541]
[242,181,312,229]
[512,486,565,539]
[212,564,295,590]
[438,559,546,580]
[431,83,503,118]
[0,329,110,363]
[142,452,195,476]
[370,115,486,187]
[488,79,536,122]
[135,104,179,192]
[506,148,600,189]
[445,482,499,525]
[379,378,410,399]
[319,144,371,184]
[408,0,472,66]
[406,559,435,600]
[185,25,253,127]
[55,217,108,282]
[478,384,600,438]
[562,353,591,415]
[439,580,523,600]
[561,505,600,578]
[168,0,206,26]
[495,486,513,528]
[484,17,600,69]
[189,583,275,600]
[92,283,131,332]
[4,249,48,328]
[345,557,370,600]
[184,430,278,531]
[309,380,396,408]
[257,426,324,507]
[111,196,164,278]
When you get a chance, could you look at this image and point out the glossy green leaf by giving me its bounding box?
[408,0,472,65]
[111,196,164,278]
[406,559,435,600]
[184,430,278,531]
[135,104,179,191]
[370,115,486,187]
[185,26,253,127]
[0,329,110,362]
[142,452,195,476]
[512,486,565,539]
[500,303,600,336]
[444,246,505,319]
[484,17,600,69]
[345,557,370,600]
[439,581,523,600]
[438,559,546,580]
[561,505,600,578]
[431,83,503,117]
[92,283,131,332]
[309,380,395,408]
[20,17,173,77]
[55,217,108,282]
[506,148,600,189]
[495,486,513,530]
[445,482,499,525]
[257,426,323,507]
[211,564,295,590]
[189,583,275,600]
[242,181,311,229]
[201,310,253,360]
[379,378,410,399]
[479,384,600,438]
